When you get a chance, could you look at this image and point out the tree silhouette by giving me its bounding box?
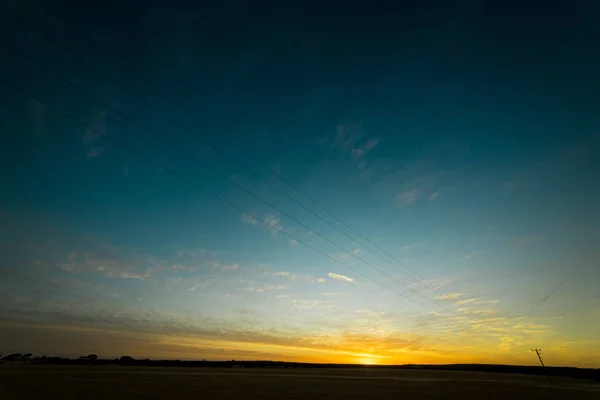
[3,353,22,361]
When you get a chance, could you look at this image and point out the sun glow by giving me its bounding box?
[359,357,378,365]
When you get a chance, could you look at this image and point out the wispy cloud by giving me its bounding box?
[408,276,453,291]
[53,246,228,281]
[455,297,478,306]
[330,125,379,162]
[220,263,239,272]
[241,213,284,238]
[266,271,297,280]
[395,189,420,205]
[428,190,440,201]
[241,213,258,225]
[331,124,362,152]
[328,272,356,284]
[292,300,330,310]
[352,139,379,160]
[436,292,465,301]
[265,271,326,284]
[244,284,286,293]
[265,215,283,237]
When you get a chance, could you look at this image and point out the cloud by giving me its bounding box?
[53,247,220,281]
[330,125,379,161]
[331,124,362,152]
[0,268,588,367]
[407,276,453,291]
[241,213,284,238]
[241,213,258,225]
[271,271,297,279]
[264,215,283,238]
[328,272,356,284]
[429,191,440,200]
[332,248,360,261]
[455,297,479,306]
[436,292,465,301]
[220,263,239,272]
[265,271,326,284]
[244,284,285,293]
[395,189,420,205]
[351,139,379,160]
[292,300,329,310]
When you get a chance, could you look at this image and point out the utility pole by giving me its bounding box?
[532,348,553,386]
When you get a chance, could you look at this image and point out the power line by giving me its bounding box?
[527,250,599,316]
[0,4,443,297]
[0,43,435,310]
[0,30,453,312]
[0,77,423,308]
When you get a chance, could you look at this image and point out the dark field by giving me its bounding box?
[1,365,598,399]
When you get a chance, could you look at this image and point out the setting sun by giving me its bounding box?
[359,357,378,365]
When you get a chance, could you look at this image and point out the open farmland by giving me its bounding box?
[1,366,598,399]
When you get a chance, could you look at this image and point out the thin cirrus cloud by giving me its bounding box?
[244,283,286,293]
[241,213,284,238]
[265,271,327,284]
[330,124,379,161]
[327,272,357,284]
[351,139,379,160]
[395,188,420,205]
[436,292,465,301]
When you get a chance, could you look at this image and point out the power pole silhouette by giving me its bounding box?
[532,348,553,386]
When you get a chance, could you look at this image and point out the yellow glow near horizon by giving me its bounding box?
[358,356,378,365]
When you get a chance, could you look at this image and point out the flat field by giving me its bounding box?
[1,365,598,399]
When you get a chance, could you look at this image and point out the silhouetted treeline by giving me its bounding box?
[3,354,598,382]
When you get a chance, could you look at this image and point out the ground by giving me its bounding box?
[1,365,598,399]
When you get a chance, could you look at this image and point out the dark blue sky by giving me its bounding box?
[0,0,599,365]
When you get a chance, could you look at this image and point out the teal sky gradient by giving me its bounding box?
[0,0,599,366]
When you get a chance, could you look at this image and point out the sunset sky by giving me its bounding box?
[1,1,599,367]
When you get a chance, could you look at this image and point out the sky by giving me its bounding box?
[0,0,599,367]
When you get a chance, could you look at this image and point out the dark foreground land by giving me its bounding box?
[1,365,599,399]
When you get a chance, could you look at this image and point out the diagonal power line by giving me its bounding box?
[0,38,452,312]
[527,250,599,316]
[0,4,446,298]
[0,16,455,312]
[0,77,424,308]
